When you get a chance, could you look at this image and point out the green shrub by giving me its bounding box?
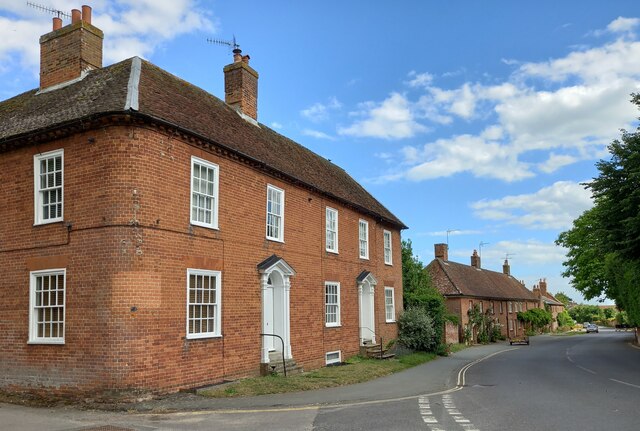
[398,307,438,352]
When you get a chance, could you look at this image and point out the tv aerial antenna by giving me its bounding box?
[207,35,241,54]
[27,2,71,19]
[504,253,516,261]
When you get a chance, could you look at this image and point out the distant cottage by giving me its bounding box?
[0,6,405,397]
[427,244,540,343]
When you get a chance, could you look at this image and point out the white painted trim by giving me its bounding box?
[124,57,142,111]
[260,266,293,362]
[325,207,338,253]
[185,269,222,339]
[324,281,341,327]
[358,219,369,260]
[325,350,342,365]
[29,268,66,344]
[383,230,393,265]
[358,278,376,345]
[33,149,64,226]
[189,156,220,230]
[266,184,285,242]
[385,287,396,323]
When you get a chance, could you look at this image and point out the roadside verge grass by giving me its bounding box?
[199,352,436,398]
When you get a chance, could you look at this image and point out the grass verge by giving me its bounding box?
[199,352,437,398]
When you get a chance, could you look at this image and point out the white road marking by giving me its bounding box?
[610,378,640,389]
[577,365,596,374]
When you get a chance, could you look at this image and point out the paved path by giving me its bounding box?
[125,343,514,412]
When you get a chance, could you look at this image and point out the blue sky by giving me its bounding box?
[2,1,639,304]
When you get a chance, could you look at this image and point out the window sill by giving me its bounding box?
[325,324,342,328]
[266,237,285,244]
[385,320,396,324]
[28,339,65,345]
[190,222,219,231]
[186,334,222,340]
[384,263,393,266]
[359,256,369,260]
[326,249,339,255]
[33,219,64,227]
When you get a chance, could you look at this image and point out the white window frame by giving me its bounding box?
[29,268,66,344]
[325,281,341,327]
[34,149,64,225]
[385,287,396,322]
[325,350,342,365]
[266,184,284,242]
[325,207,338,253]
[508,301,513,313]
[383,230,393,265]
[186,269,222,339]
[359,219,369,259]
[190,156,219,229]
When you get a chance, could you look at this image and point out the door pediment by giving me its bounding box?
[257,254,296,277]
[356,270,377,287]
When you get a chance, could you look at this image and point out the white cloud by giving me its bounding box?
[606,17,639,35]
[301,97,342,122]
[370,17,640,184]
[420,229,483,237]
[270,122,283,129]
[403,134,533,182]
[406,70,433,88]
[301,129,335,140]
[538,153,578,173]
[472,239,568,266]
[0,1,216,76]
[338,93,428,139]
[471,181,593,230]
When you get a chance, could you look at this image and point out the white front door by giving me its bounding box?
[359,281,375,344]
[261,267,293,363]
[264,284,274,351]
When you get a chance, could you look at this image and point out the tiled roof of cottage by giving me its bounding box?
[0,57,406,229]
[428,258,537,301]
[541,292,564,307]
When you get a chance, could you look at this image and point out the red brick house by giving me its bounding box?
[532,279,564,331]
[427,244,539,343]
[0,6,405,397]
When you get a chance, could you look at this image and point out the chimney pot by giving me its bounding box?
[71,9,81,24]
[242,54,250,64]
[434,243,448,261]
[81,5,92,24]
[39,5,104,90]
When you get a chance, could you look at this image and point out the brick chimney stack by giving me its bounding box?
[434,243,448,261]
[471,250,481,269]
[39,5,103,90]
[503,259,511,276]
[539,278,547,296]
[224,48,259,120]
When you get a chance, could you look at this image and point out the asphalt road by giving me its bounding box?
[1,329,637,430]
[442,328,640,431]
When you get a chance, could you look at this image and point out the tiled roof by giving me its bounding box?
[428,258,538,301]
[542,292,564,307]
[0,57,406,229]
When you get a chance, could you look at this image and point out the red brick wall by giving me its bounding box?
[0,123,402,395]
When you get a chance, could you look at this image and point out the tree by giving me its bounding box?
[556,94,640,326]
[554,292,573,307]
[400,239,447,351]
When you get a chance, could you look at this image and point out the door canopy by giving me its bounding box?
[257,254,296,277]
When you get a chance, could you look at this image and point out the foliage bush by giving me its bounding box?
[398,307,439,352]
[556,310,574,329]
[517,308,552,332]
